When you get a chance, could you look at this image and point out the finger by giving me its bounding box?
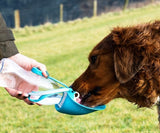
[14,91,28,100]
[37,64,48,78]
[5,88,17,97]
[5,88,24,100]
[16,91,25,100]
[22,93,29,99]
[24,98,35,105]
[36,103,42,106]
[5,88,35,105]
[17,91,22,97]
[42,71,48,78]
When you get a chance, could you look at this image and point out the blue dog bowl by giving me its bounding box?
[55,90,106,115]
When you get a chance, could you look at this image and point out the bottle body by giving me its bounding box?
[0,58,53,90]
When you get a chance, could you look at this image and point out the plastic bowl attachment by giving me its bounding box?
[55,90,106,115]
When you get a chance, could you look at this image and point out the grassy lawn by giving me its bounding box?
[0,3,160,133]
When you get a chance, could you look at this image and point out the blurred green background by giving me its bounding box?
[0,3,160,133]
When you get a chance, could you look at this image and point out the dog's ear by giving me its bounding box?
[114,46,147,83]
[112,27,147,83]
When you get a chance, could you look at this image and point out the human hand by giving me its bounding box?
[9,53,48,77]
[3,73,38,105]
[4,53,47,105]
[5,83,38,105]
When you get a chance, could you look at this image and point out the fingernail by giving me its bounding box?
[29,103,34,105]
[24,93,29,98]
[23,96,28,99]
[17,91,22,96]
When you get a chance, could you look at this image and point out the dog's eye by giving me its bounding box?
[90,55,97,64]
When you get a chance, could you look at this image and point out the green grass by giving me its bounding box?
[1,3,160,133]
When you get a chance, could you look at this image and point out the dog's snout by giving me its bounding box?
[69,85,72,88]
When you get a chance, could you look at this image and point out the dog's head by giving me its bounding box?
[72,21,160,107]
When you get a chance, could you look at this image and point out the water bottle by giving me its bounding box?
[0,58,54,89]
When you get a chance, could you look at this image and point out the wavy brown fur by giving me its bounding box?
[72,21,160,108]
[113,21,160,107]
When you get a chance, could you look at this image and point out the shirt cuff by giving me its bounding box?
[0,41,19,59]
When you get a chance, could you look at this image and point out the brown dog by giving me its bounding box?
[72,21,160,110]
